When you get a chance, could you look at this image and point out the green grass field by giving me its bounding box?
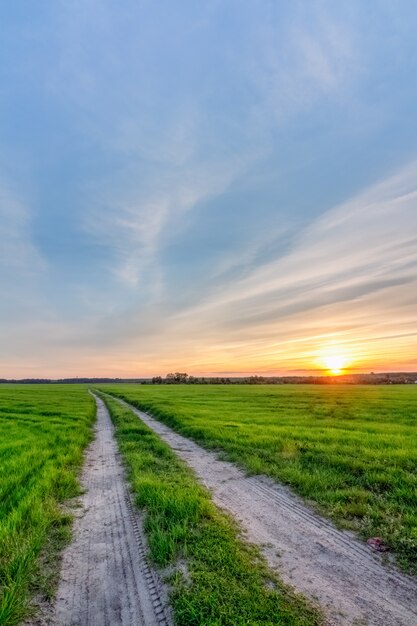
[0,385,94,625]
[1,383,416,625]
[101,384,417,573]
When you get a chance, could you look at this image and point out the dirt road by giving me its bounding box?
[112,395,417,626]
[52,394,170,626]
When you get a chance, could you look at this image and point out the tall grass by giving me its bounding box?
[0,385,94,625]
[99,392,321,625]
[100,384,417,574]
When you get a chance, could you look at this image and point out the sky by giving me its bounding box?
[1,0,417,378]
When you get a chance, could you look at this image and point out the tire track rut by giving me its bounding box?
[52,394,171,626]
[112,395,417,626]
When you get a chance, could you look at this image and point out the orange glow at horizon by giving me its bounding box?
[3,320,417,379]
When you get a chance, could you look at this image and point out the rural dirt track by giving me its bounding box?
[51,394,170,626]
[112,395,417,626]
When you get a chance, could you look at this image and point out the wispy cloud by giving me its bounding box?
[47,0,364,289]
[119,159,417,374]
[248,3,360,122]
[83,147,259,286]
[0,181,44,275]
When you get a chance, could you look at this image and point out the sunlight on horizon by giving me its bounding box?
[318,347,351,376]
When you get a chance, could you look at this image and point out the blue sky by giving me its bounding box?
[1,1,417,377]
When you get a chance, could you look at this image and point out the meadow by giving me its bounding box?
[1,382,416,625]
[100,384,417,574]
[0,385,94,625]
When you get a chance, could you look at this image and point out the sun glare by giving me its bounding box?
[318,346,350,375]
[323,355,345,375]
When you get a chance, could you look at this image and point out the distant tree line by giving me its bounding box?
[148,372,417,385]
[151,373,233,384]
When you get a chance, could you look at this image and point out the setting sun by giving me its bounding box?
[323,355,345,375]
[317,346,351,375]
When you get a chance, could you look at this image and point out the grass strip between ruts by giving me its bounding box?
[99,392,321,626]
